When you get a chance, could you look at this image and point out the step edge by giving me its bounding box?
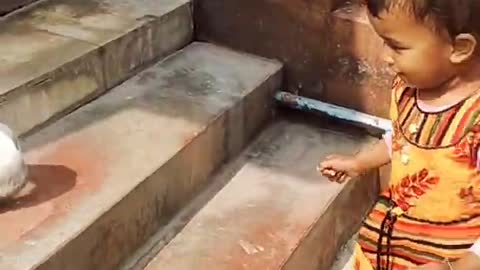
[0,0,193,135]
[5,44,283,270]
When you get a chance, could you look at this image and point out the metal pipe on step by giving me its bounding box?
[274,91,392,133]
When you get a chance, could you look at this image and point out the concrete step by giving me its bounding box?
[0,0,193,136]
[0,42,282,270]
[141,117,380,270]
[0,0,38,15]
[326,2,393,118]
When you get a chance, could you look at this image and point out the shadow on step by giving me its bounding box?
[0,164,76,214]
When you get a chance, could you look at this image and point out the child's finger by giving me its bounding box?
[320,172,332,179]
[318,167,342,182]
[338,174,347,183]
[319,159,338,170]
[320,169,337,181]
[332,171,343,182]
[321,168,337,178]
[326,176,337,182]
[337,173,349,183]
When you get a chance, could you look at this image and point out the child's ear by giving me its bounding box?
[450,33,477,64]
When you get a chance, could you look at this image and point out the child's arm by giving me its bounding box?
[450,252,480,269]
[448,240,480,270]
[319,138,391,183]
[411,240,480,270]
[354,137,392,171]
[410,253,480,270]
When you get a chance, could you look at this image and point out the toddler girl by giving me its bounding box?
[320,1,480,269]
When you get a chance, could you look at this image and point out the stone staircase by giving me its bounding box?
[0,0,192,136]
[136,117,378,270]
[0,1,382,269]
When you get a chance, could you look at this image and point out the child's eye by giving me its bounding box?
[392,45,408,51]
[384,41,408,51]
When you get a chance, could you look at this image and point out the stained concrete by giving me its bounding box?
[143,119,379,270]
[0,0,193,135]
[195,0,392,117]
[0,42,282,270]
[326,4,393,118]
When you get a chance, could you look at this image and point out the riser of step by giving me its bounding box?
[144,119,380,270]
[0,0,193,136]
[195,1,392,118]
[327,3,394,118]
[0,42,282,270]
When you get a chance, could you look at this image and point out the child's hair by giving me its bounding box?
[365,0,480,38]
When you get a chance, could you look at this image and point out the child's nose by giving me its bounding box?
[383,53,395,68]
[382,47,395,66]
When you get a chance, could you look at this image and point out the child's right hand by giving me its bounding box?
[318,154,363,183]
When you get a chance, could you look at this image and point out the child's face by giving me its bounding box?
[368,9,455,89]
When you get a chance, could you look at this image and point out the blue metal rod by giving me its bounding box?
[275,91,392,132]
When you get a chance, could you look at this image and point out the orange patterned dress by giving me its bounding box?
[353,77,480,269]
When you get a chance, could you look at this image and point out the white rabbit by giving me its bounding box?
[0,123,27,201]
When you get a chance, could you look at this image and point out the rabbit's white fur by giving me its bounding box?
[0,123,27,200]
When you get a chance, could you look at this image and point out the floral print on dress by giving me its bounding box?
[451,125,480,169]
[387,168,440,211]
[459,176,480,217]
[391,121,405,153]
